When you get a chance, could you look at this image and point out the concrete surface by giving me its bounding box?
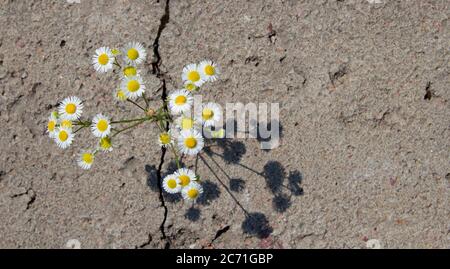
[0,0,449,248]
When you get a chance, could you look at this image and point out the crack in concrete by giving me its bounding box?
[10,188,36,210]
[152,0,171,249]
[211,225,230,244]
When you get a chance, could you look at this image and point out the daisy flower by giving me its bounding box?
[54,127,74,149]
[159,131,173,148]
[184,81,198,92]
[182,63,204,87]
[175,115,200,131]
[177,129,204,156]
[47,113,58,138]
[122,42,147,65]
[77,151,94,170]
[168,89,193,115]
[174,168,197,187]
[60,119,73,130]
[121,75,145,100]
[91,114,111,138]
[123,66,138,77]
[182,182,203,202]
[115,88,127,101]
[111,48,121,55]
[162,174,181,194]
[199,102,222,127]
[92,47,114,73]
[98,136,113,152]
[58,96,83,121]
[199,60,220,82]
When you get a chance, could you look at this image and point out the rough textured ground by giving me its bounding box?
[0,0,448,249]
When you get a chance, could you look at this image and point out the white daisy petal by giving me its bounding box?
[54,127,74,149]
[92,47,114,73]
[174,168,197,187]
[167,89,193,115]
[121,75,145,100]
[182,182,203,202]
[58,96,83,121]
[162,174,182,194]
[91,114,111,138]
[181,63,205,87]
[199,60,220,82]
[122,42,147,65]
[177,129,204,156]
[77,151,94,170]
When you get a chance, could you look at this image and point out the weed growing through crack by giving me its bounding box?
[46,42,223,202]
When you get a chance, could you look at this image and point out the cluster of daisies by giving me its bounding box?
[46,41,223,202]
[46,96,113,169]
[159,60,223,201]
[92,42,147,101]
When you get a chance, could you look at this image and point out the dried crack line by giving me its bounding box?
[152,0,171,249]
[211,225,230,244]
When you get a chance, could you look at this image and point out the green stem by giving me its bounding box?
[142,93,150,109]
[111,117,150,124]
[127,99,146,111]
[111,119,148,138]
[73,125,86,134]
[113,58,122,69]
[73,120,91,127]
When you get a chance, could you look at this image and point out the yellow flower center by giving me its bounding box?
[48,120,56,132]
[116,90,127,101]
[123,66,137,77]
[98,53,109,65]
[159,133,171,145]
[127,80,140,92]
[61,119,72,129]
[65,103,76,114]
[184,137,197,149]
[59,130,68,142]
[97,119,108,132]
[127,48,139,60]
[100,137,112,149]
[181,118,194,130]
[175,95,187,105]
[179,175,191,186]
[204,65,215,76]
[202,108,214,120]
[167,179,177,189]
[82,153,93,164]
[187,189,199,199]
[185,83,196,91]
[187,70,200,82]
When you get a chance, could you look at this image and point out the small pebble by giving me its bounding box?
[366,239,382,249]
[65,239,81,249]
